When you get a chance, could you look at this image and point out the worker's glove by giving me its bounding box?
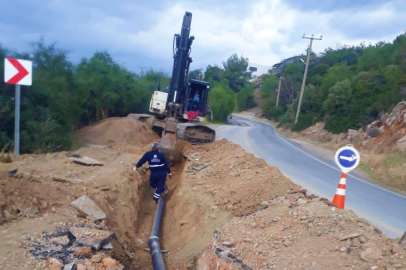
[169,173,173,179]
[133,166,138,172]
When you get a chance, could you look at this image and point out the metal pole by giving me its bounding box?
[295,35,322,124]
[14,84,21,155]
[276,77,282,107]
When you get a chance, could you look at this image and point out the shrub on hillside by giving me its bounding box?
[292,112,314,132]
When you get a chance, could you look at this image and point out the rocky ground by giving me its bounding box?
[279,101,406,153]
[0,117,405,270]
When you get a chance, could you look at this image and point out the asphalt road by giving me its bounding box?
[211,115,406,238]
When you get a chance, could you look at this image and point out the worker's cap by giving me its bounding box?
[152,142,160,149]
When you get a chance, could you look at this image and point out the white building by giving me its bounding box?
[247,62,272,79]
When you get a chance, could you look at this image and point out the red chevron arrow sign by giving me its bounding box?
[4,58,32,86]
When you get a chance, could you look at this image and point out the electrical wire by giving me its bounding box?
[322,0,371,36]
[314,0,356,34]
[293,38,304,56]
[348,0,390,34]
[304,0,342,34]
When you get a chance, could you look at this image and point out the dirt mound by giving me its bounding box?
[187,139,298,217]
[2,135,404,270]
[197,194,406,270]
[0,146,146,269]
[75,117,159,146]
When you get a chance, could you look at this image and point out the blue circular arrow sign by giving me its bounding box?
[335,146,360,173]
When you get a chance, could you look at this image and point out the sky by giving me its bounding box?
[1,0,405,75]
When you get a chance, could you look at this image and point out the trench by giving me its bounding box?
[107,143,230,270]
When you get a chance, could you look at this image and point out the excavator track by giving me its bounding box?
[177,123,216,144]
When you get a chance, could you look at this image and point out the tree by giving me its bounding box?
[261,74,278,98]
[222,54,251,92]
[204,65,222,82]
[209,80,234,122]
[237,84,257,112]
[189,69,200,80]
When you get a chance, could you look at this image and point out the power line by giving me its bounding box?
[322,0,371,36]
[293,38,304,56]
[314,0,356,34]
[304,0,342,34]
[348,0,391,34]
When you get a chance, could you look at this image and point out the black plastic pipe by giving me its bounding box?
[148,197,166,270]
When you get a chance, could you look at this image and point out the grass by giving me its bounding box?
[277,125,406,193]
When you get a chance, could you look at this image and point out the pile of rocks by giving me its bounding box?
[197,192,406,270]
[28,226,123,270]
[361,101,406,150]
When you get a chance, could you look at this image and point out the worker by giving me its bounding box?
[162,86,169,93]
[189,90,200,111]
[135,142,172,203]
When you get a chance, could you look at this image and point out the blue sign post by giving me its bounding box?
[334,145,360,173]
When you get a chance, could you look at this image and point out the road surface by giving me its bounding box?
[211,115,406,238]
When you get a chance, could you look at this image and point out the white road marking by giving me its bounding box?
[235,117,405,236]
[248,118,406,200]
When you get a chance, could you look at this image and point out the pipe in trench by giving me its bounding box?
[148,197,166,270]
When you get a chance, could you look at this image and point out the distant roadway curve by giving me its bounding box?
[211,115,406,238]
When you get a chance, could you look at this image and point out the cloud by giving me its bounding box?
[0,0,405,74]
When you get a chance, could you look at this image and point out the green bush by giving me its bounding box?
[292,112,314,131]
[236,85,257,112]
[209,80,235,122]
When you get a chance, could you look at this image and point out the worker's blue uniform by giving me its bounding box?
[136,150,171,202]
[189,93,200,111]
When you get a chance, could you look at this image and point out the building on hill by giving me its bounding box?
[247,62,273,81]
[272,56,302,75]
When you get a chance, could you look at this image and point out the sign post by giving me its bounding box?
[4,58,32,155]
[332,145,360,209]
[14,84,21,155]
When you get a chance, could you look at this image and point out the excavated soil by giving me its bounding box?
[1,118,405,270]
[75,117,159,147]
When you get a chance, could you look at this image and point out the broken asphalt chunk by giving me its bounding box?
[71,195,106,220]
[69,227,116,251]
[70,156,103,166]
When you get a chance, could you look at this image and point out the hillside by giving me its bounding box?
[279,101,406,192]
[260,33,406,135]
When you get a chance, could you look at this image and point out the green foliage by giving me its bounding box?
[358,43,394,71]
[323,79,353,116]
[209,80,235,122]
[204,65,222,82]
[292,112,314,131]
[261,74,278,98]
[0,40,169,154]
[189,69,200,80]
[205,54,256,116]
[236,84,257,112]
[222,54,251,92]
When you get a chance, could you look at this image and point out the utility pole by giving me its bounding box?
[139,66,145,77]
[276,76,283,107]
[198,68,203,80]
[295,34,322,124]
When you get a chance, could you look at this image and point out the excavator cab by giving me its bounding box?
[183,79,210,120]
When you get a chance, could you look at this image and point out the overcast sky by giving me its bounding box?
[1,0,405,74]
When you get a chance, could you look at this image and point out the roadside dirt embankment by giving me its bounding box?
[279,101,406,192]
[75,117,159,147]
[0,117,405,270]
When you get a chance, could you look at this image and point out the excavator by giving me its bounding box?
[133,12,215,162]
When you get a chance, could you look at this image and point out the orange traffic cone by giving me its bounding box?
[332,173,347,209]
